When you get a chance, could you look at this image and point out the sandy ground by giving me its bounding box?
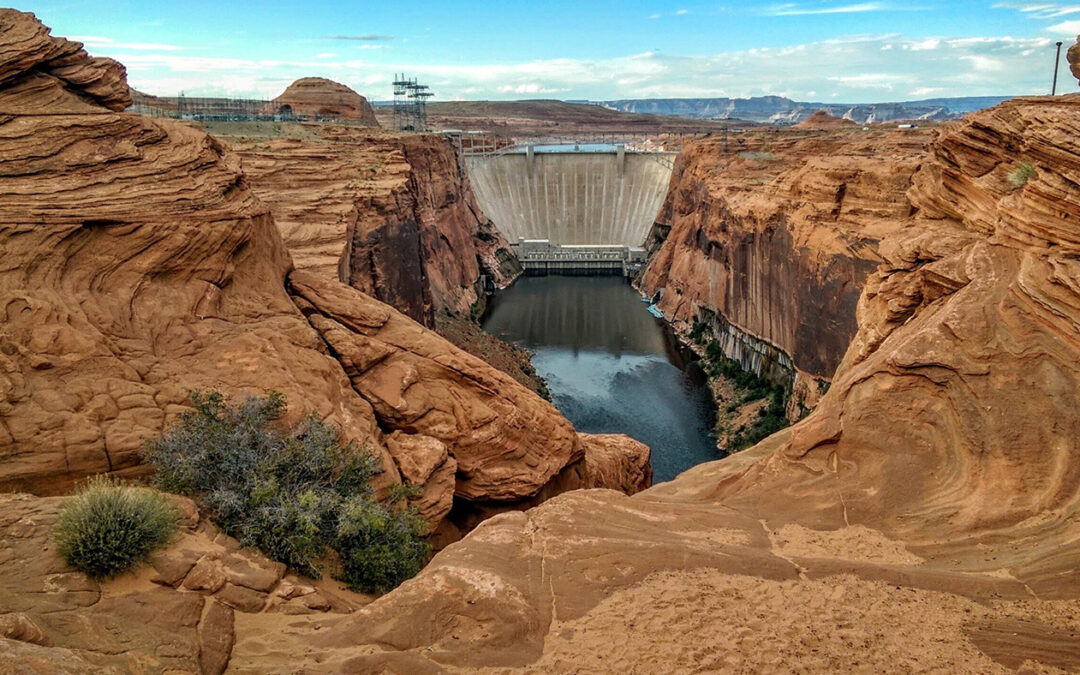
[484,569,1080,675]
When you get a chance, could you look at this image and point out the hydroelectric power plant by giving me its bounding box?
[461,139,676,275]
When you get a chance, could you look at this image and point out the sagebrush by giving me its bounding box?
[54,476,178,579]
[1009,161,1037,188]
[143,390,428,593]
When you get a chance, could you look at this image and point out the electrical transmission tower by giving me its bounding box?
[392,73,434,131]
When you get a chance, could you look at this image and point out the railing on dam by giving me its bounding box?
[448,131,704,157]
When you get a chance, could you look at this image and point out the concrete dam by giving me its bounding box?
[464,147,676,274]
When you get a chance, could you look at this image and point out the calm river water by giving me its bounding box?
[481,276,718,483]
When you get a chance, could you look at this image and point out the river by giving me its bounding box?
[481,275,718,483]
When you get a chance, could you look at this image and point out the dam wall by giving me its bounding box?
[465,150,676,247]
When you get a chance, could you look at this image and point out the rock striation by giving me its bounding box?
[265,77,378,125]
[640,123,932,393]
[1069,35,1080,87]
[0,9,647,537]
[222,126,521,327]
[259,94,1080,673]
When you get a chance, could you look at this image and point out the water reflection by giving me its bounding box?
[482,276,718,483]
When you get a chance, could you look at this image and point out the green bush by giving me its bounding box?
[1009,161,1037,188]
[54,476,178,579]
[701,341,794,452]
[143,391,428,592]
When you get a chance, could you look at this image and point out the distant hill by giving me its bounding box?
[598,95,1014,124]
[373,99,744,134]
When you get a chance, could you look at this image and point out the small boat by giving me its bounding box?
[647,304,664,319]
[640,296,651,303]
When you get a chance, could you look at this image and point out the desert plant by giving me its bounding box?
[336,496,430,593]
[143,390,429,591]
[1009,161,1037,188]
[53,476,178,579]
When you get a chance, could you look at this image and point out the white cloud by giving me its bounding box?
[72,35,183,51]
[995,2,1080,18]
[765,2,888,16]
[104,33,1058,102]
[675,9,689,15]
[1047,18,1080,32]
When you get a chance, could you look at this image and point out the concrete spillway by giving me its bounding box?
[465,150,676,247]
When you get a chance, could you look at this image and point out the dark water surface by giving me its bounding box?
[481,276,718,483]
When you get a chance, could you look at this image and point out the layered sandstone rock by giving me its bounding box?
[0,492,364,674]
[0,10,645,538]
[265,77,378,125]
[1068,36,1080,86]
[250,95,1080,673]
[794,110,856,129]
[640,123,932,389]
[222,125,521,326]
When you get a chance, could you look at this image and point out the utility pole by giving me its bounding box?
[1053,41,1063,96]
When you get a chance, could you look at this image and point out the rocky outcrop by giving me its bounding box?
[0,492,362,673]
[794,110,857,129]
[640,123,932,391]
[242,95,1080,673]
[223,126,521,327]
[0,10,645,537]
[0,14,130,113]
[265,77,378,125]
[1068,36,1080,87]
[289,271,583,503]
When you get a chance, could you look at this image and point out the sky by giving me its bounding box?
[24,1,1080,103]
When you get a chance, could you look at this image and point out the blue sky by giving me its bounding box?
[24,1,1080,102]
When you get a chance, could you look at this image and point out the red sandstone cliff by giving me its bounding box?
[266,76,379,125]
[222,126,521,327]
[640,124,931,395]
[249,94,1080,673]
[0,10,646,538]
[5,10,1080,672]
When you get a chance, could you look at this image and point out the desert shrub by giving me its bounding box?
[337,496,430,593]
[144,390,429,591]
[1009,161,1037,188]
[728,388,790,452]
[53,476,178,579]
[702,342,794,452]
[689,321,710,345]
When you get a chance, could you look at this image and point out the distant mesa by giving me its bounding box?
[794,110,856,129]
[265,77,379,126]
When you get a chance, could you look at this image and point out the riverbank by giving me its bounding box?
[635,282,799,455]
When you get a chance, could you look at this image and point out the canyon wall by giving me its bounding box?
[221,125,521,327]
[641,124,931,389]
[246,94,1080,673]
[0,10,646,539]
[3,12,1079,669]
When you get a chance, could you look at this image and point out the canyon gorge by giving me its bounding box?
[2,8,1080,674]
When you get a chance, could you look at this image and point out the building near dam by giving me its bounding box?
[464,144,675,274]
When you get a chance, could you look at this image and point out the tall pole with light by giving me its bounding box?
[1053,41,1064,96]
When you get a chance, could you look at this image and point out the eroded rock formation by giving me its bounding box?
[265,77,379,125]
[222,126,520,326]
[0,10,646,538]
[640,123,932,392]
[794,110,857,129]
[251,94,1080,672]
[1068,36,1080,87]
